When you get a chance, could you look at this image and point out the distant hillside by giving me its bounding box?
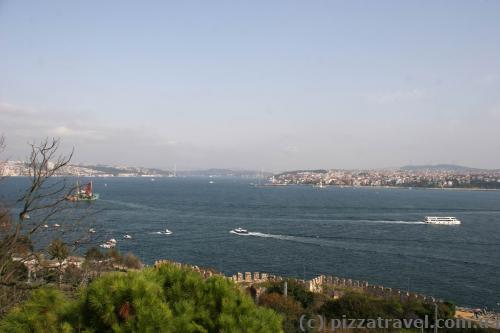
[274,169,328,177]
[80,164,171,176]
[177,169,272,177]
[77,165,271,177]
[400,164,492,172]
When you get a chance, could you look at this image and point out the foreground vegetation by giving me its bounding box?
[0,263,283,332]
[258,280,496,333]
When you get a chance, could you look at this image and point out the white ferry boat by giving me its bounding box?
[424,216,461,225]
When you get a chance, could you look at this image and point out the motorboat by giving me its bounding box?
[231,227,249,235]
[88,228,96,233]
[100,238,117,248]
[156,229,173,235]
[123,234,132,239]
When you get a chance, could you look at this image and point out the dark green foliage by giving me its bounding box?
[0,288,74,333]
[47,239,68,262]
[79,270,174,332]
[259,292,304,333]
[266,279,317,309]
[153,264,282,332]
[121,252,142,269]
[320,291,456,322]
[320,292,389,318]
[0,264,283,333]
[84,247,104,261]
[262,280,326,332]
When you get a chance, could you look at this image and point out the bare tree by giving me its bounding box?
[0,137,98,315]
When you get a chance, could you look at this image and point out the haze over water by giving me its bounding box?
[3,177,499,308]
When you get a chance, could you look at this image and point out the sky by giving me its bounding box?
[1,1,500,171]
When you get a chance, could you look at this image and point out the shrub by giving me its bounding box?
[122,252,142,269]
[0,288,74,333]
[266,279,317,309]
[0,264,283,333]
[259,292,303,333]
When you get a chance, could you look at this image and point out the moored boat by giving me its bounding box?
[100,238,117,248]
[66,181,99,202]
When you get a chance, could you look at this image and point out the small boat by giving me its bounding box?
[43,224,49,228]
[123,234,132,239]
[100,238,117,248]
[424,216,461,225]
[88,228,96,233]
[53,224,61,228]
[156,229,173,235]
[231,227,249,235]
[66,181,99,202]
[209,180,215,184]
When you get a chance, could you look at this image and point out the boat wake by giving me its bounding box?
[100,199,165,212]
[241,232,500,269]
[246,232,330,245]
[351,220,426,225]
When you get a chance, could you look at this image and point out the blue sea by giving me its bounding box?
[2,177,499,308]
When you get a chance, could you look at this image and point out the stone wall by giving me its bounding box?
[154,260,440,304]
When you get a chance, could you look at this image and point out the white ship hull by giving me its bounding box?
[424,216,461,225]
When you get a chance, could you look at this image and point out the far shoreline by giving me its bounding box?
[3,175,500,192]
[275,183,500,192]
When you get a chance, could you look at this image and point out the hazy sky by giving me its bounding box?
[1,1,499,171]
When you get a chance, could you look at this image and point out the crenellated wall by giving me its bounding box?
[154,260,440,304]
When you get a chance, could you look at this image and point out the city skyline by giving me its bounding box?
[1,1,500,171]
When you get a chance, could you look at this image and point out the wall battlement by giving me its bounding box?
[154,260,439,304]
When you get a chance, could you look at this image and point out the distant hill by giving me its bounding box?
[80,164,171,176]
[274,169,328,177]
[75,165,272,177]
[177,169,272,177]
[400,164,493,172]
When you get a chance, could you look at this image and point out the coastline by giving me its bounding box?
[274,183,500,192]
